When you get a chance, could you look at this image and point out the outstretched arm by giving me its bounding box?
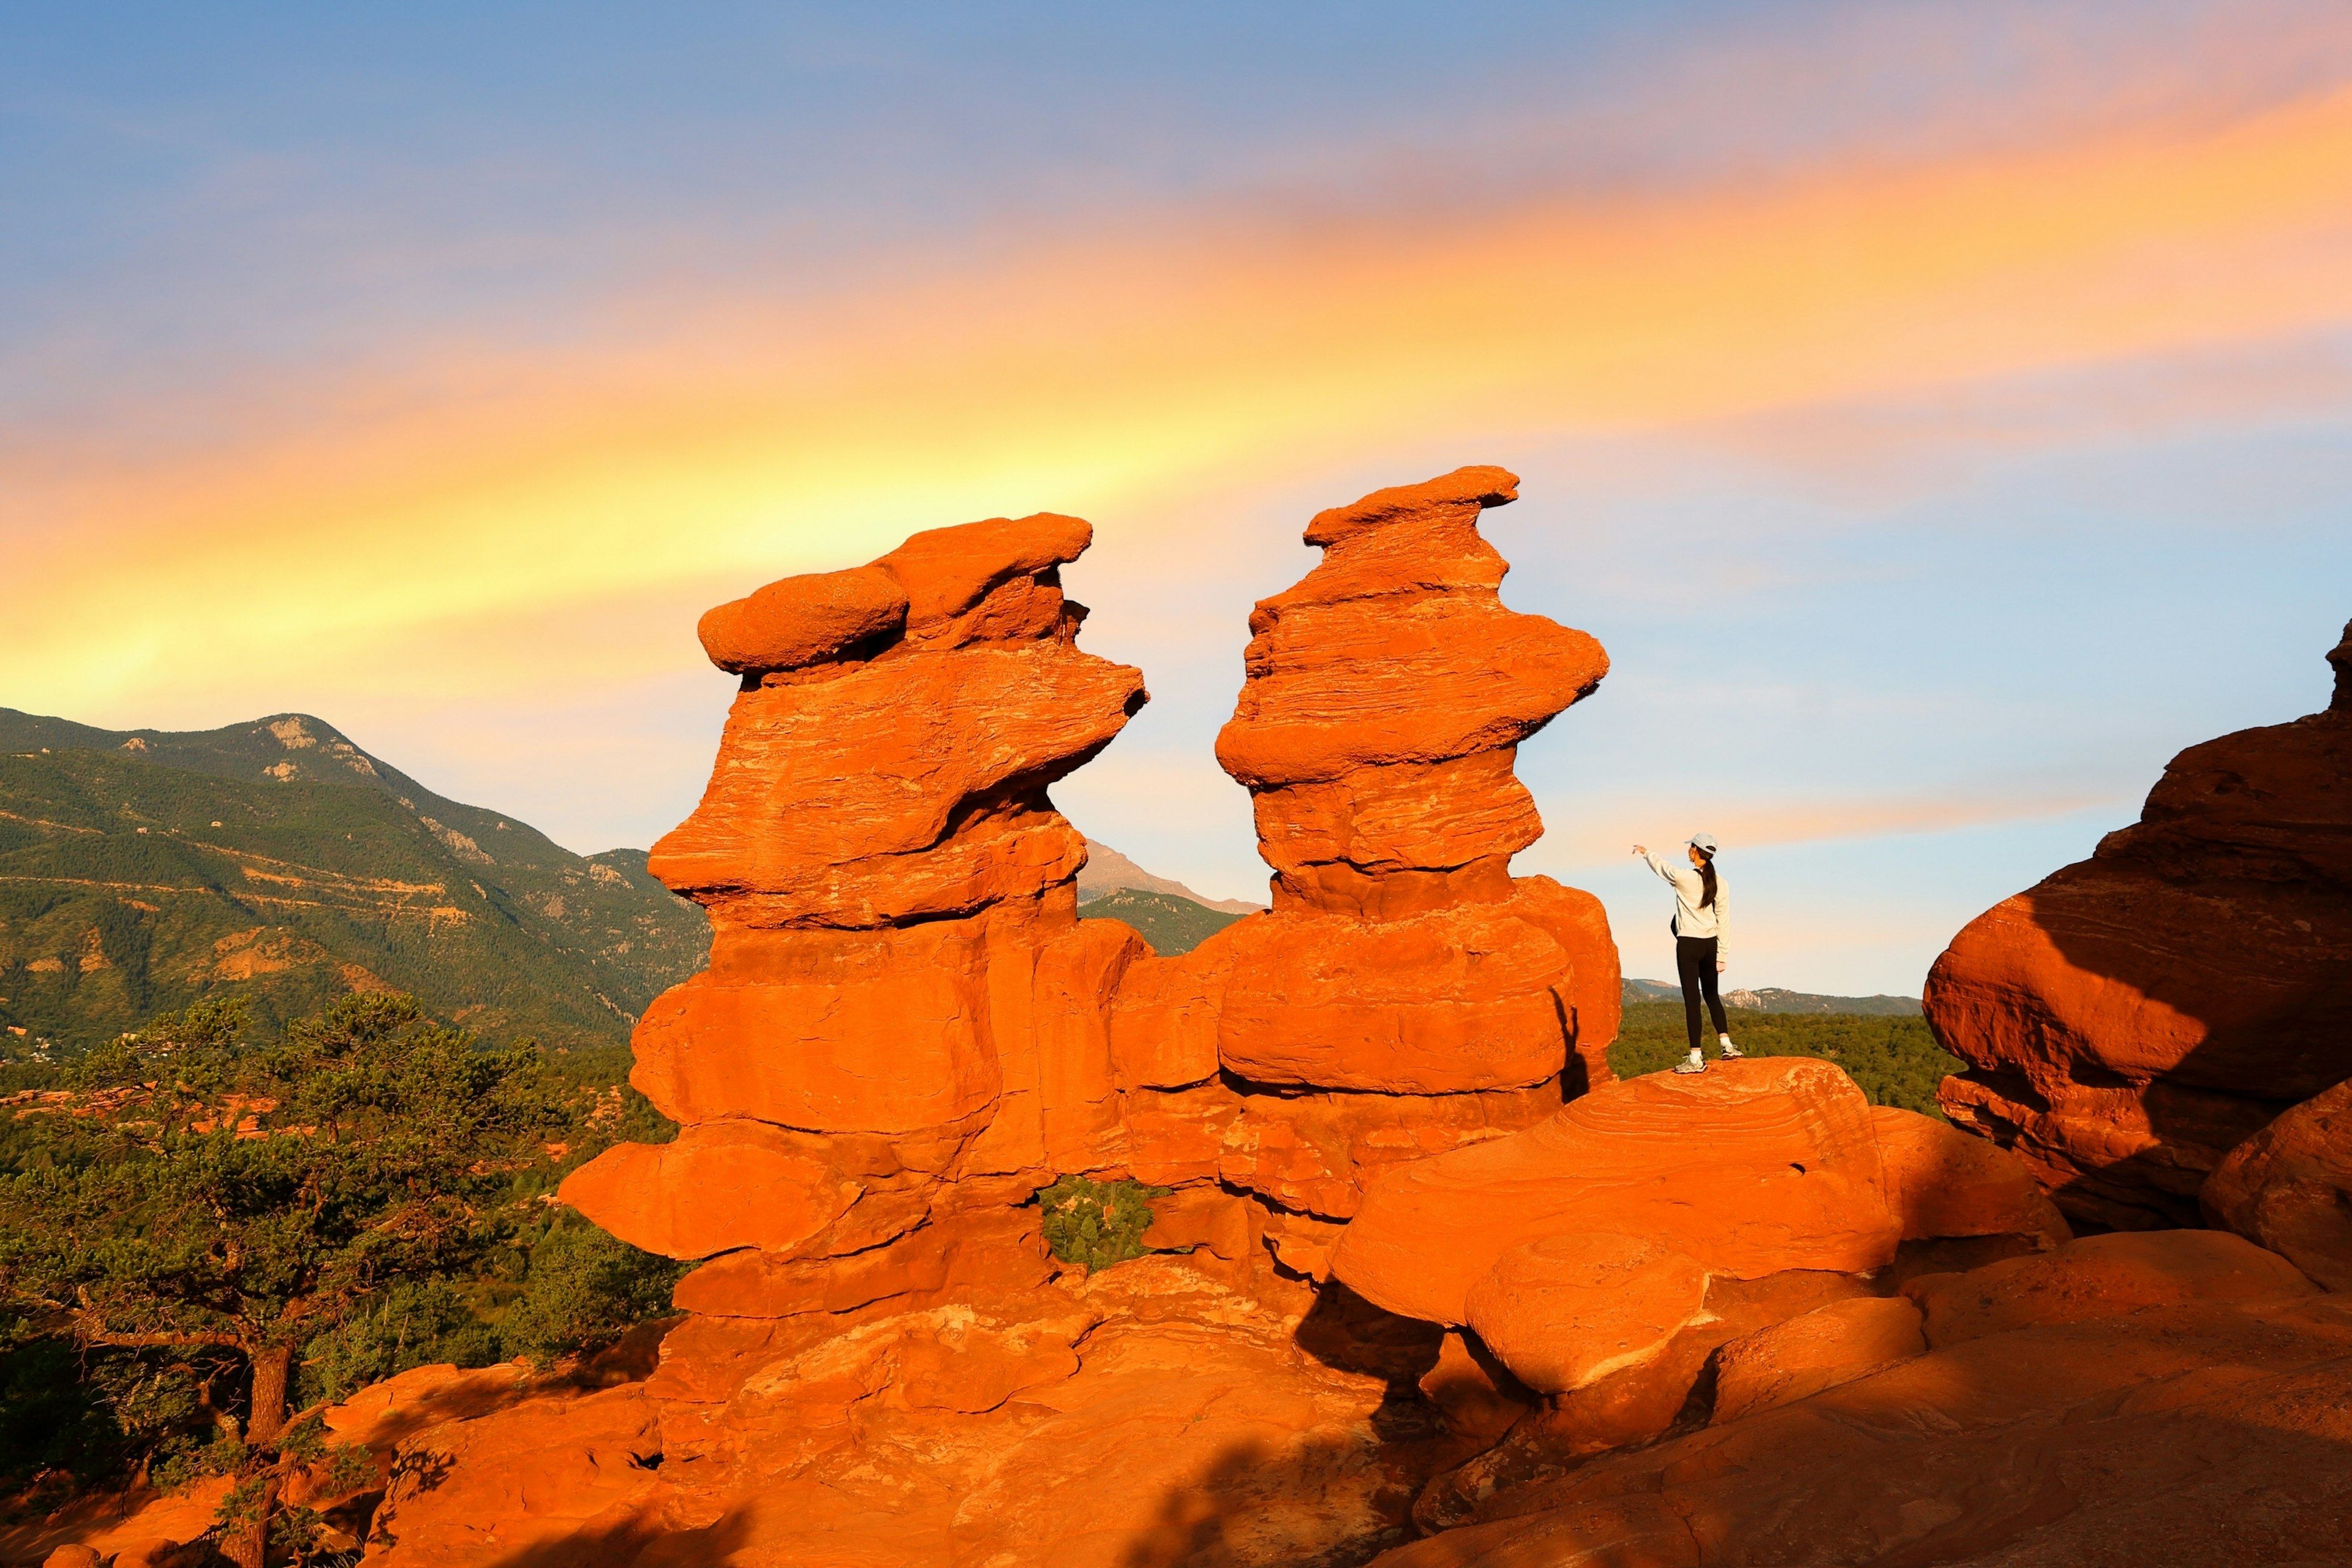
[1638,849,1694,893]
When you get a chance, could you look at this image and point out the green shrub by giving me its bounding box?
[494,1220,681,1367]
[1037,1175,1169,1270]
[298,1278,500,1408]
[0,1336,134,1485]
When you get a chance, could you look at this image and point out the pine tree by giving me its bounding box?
[0,993,568,1566]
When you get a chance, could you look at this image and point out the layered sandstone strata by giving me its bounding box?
[562,513,1149,1270]
[1109,466,1624,1227]
[1216,465,1607,921]
[1927,619,2352,1228]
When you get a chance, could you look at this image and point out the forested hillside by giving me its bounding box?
[0,711,708,1052]
[1077,888,1243,956]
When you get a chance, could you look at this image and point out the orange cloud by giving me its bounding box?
[12,80,2352,720]
[1529,790,2128,869]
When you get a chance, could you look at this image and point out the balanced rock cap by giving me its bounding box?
[698,564,910,676]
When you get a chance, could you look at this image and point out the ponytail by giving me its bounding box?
[1697,849,1718,909]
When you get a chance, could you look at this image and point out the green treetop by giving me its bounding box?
[0,992,572,1567]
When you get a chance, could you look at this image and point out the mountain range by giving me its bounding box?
[0,710,709,1053]
[1621,977,1923,1015]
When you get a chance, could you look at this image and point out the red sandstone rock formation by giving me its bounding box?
[1215,466,1606,921]
[1871,1103,2071,1246]
[1327,1055,2091,1456]
[1111,466,1623,1227]
[1707,1295,1926,1425]
[1927,619,2352,1229]
[2203,1075,2352,1290]
[1333,1059,1905,1327]
[557,471,1626,1485]
[1461,1234,1710,1397]
[561,512,1147,1272]
[568,471,1622,1275]
[1373,1231,2352,1568]
[1899,1227,2316,1346]
[29,492,2352,1568]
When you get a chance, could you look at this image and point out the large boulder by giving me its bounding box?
[1461,1234,1709,1396]
[1332,1058,1901,1325]
[1902,1229,2318,1347]
[2203,1075,2352,1290]
[1928,618,2352,1228]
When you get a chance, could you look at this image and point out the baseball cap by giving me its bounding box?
[1687,832,1718,853]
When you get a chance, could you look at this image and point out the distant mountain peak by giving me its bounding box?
[1076,839,1263,914]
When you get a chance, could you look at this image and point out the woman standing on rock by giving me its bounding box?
[1632,834,1740,1074]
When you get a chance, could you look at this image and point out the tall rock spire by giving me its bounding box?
[562,513,1148,1269]
[1110,466,1623,1268]
[1217,464,1608,918]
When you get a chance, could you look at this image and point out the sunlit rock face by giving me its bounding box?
[1119,466,1625,1240]
[568,469,1630,1283]
[1926,618,2352,1230]
[564,511,1149,1270]
[1217,466,1608,922]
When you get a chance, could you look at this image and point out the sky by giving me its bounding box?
[5,1,2350,995]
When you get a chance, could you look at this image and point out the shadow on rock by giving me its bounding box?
[1925,617,2352,1231]
[473,1506,755,1568]
[1110,1430,1434,1568]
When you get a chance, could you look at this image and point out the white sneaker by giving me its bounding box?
[1719,1039,1743,1060]
[1673,1055,1707,1074]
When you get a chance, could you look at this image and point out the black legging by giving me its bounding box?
[1676,935,1728,1051]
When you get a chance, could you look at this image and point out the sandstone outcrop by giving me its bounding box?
[561,511,1148,1278]
[1215,466,1607,921]
[1110,466,1623,1224]
[1326,1057,2087,1452]
[1371,1238,2352,1568]
[1871,1104,2071,1246]
[1901,1227,2317,1347]
[567,473,1624,1278]
[2204,1076,2352,1289]
[1927,619,2352,1228]
[540,472,1629,1538]
[1460,1234,1709,1397]
[1707,1295,1926,1424]
[1332,1058,1903,1329]
[344,1260,1503,1568]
